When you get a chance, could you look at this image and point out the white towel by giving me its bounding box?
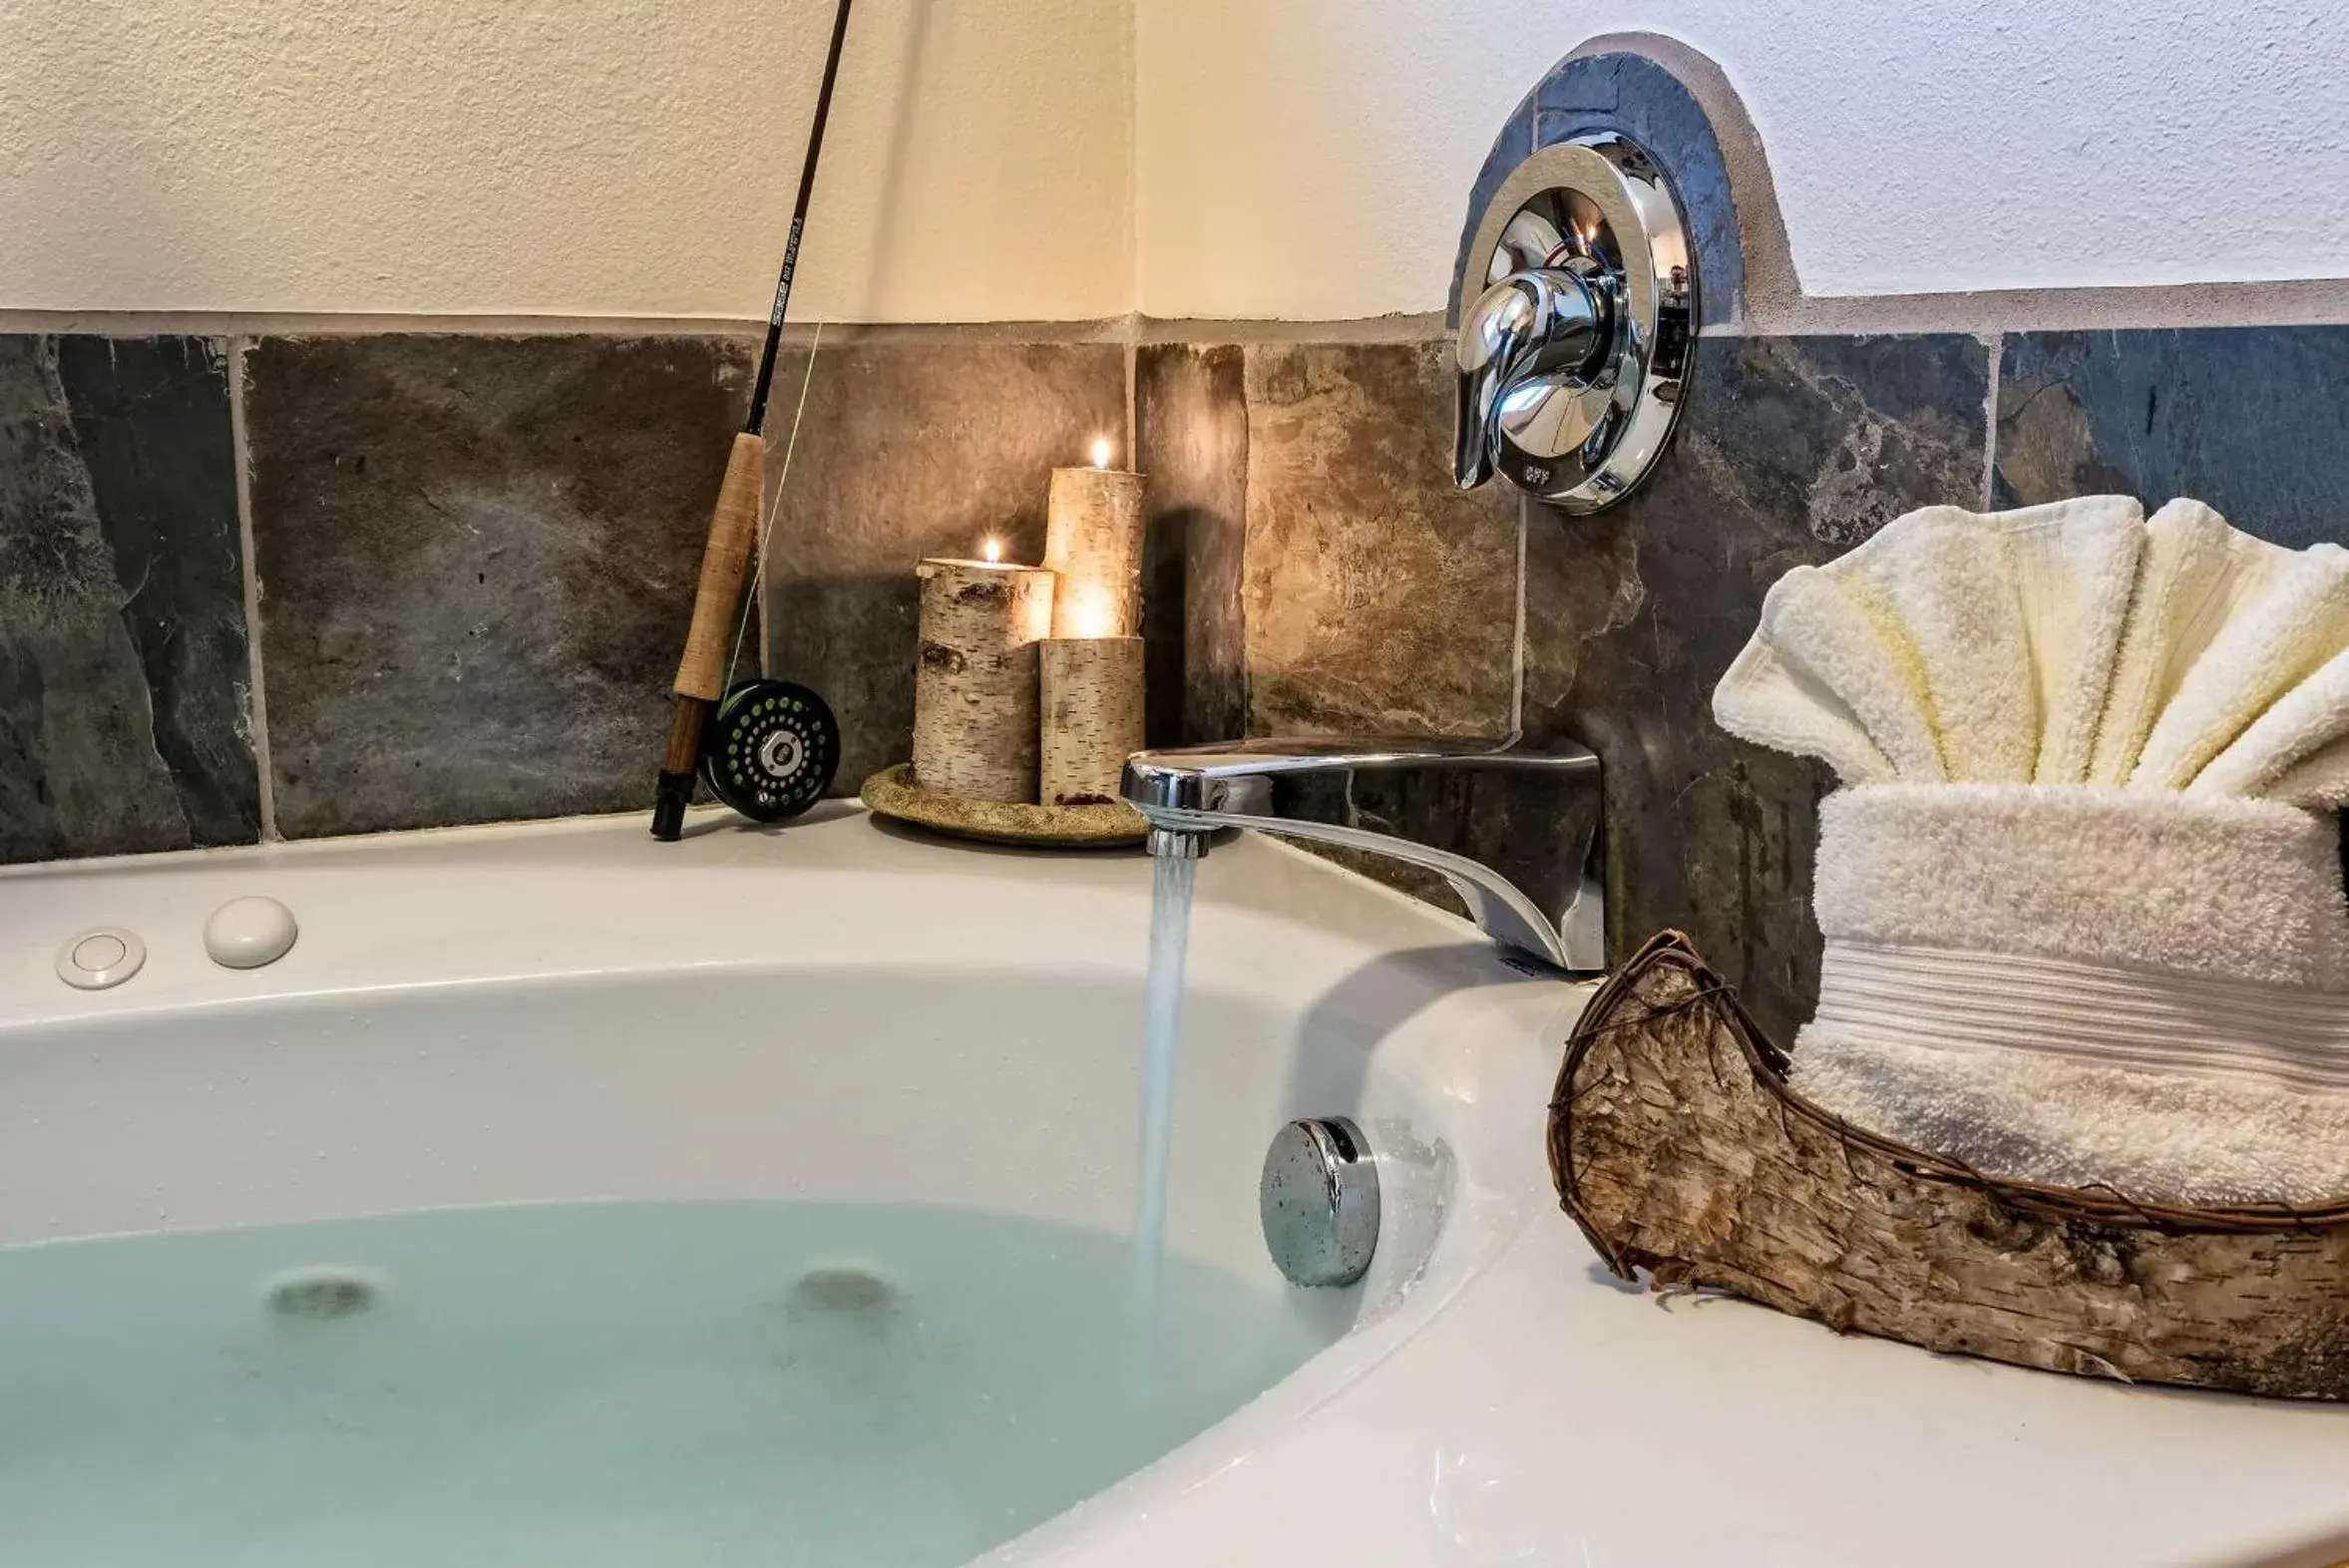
[2192,644,2349,808]
[1830,506,2041,783]
[1794,1027,2349,1207]
[1714,495,2349,810]
[1793,785,2349,1206]
[1713,497,2146,787]
[1809,785,2349,990]
[2087,499,2293,784]
[2131,542,2349,792]
[1714,570,1921,784]
[1999,501,2145,781]
[1711,496,2349,1207]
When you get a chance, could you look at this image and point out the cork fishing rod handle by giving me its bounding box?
[673,431,768,701]
[651,430,766,841]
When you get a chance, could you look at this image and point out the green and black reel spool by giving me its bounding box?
[697,679,840,823]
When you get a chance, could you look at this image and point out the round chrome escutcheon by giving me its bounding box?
[1454,132,1698,513]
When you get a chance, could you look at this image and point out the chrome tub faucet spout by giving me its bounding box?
[1119,738,1606,975]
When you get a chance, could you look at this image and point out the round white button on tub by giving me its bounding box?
[56,927,145,990]
[74,933,127,970]
[204,897,299,970]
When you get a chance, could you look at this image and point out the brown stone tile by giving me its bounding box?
[1524,334,1990,1038]
[1134,343,1247,746]
[759,342,1128,791]
[1241,342,1521,738]
[245,334,753,837]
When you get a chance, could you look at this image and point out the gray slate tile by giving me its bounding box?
[0,335,255,862]
[759,342,1129,791]
[245,335,752,837]
[1996,327,2349,548]
[1524,334,1990,1038]
[1135,343,1248,746]
[1454,50,1746,328]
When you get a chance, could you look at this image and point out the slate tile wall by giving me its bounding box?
[1138,330,1992,1041]
[0,330,1135,860]
[244,335,755,838]
[1993,326,2349,548]
[0,335,255,863]
[0,317,2342,1051]
[1524,334,1989,1041]
[1238,342,1521,739]
[1133,344,1248,747]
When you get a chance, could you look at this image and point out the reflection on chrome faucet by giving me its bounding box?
[1119,738,1606,976]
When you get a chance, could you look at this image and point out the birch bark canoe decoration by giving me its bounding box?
[1549,932,2349,1401]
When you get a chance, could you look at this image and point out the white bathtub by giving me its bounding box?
[1,807,2346,1567]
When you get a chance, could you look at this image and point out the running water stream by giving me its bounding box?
[1130,848,1198,1392]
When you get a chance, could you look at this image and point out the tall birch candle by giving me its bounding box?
[1040,635,1146,805]
[1043,439,1147,638]
[913,552,1054,802]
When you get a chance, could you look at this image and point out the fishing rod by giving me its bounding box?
[651,0,856,842]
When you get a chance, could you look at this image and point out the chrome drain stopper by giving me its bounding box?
[1260,1117,1379,1288]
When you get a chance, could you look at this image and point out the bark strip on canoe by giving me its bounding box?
[1550,932,2349,1400]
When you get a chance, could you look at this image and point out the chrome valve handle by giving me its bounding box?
[1452,133,1697,514]
[1453,264,1610,489]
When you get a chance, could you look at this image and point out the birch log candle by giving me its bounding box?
[914,554,1054,802]
[1040,635,1145,805]
[1043,440,1147,638]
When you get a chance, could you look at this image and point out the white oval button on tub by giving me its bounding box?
[205,897,298,970]
[56,927,145,990]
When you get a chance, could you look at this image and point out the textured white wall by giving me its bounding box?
[1135,0,2349,319]
[0,0,1134,320]
[8,1,2348,322]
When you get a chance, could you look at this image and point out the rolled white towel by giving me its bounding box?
[1830,506,2040,783]
[1997,499,2145,781]
[1710,497,2349,1207]
[1791,784,2349,1206]
[1795,1026,2349,1207]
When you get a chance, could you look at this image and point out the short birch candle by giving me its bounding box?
[1042,438,1146,638]
[913,549,1054,802]
[1040,635,1145,806]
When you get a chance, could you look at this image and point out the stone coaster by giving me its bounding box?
[859,764,1148,849]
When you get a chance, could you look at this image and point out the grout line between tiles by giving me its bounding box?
[224,336,277,844]
[1979,331,2004,510]
[23,299,2349,347]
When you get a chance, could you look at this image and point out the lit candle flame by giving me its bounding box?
[1089,436,1113,470]
[981,537,1003,564]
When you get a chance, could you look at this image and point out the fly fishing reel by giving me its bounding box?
[698,679,840,822]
